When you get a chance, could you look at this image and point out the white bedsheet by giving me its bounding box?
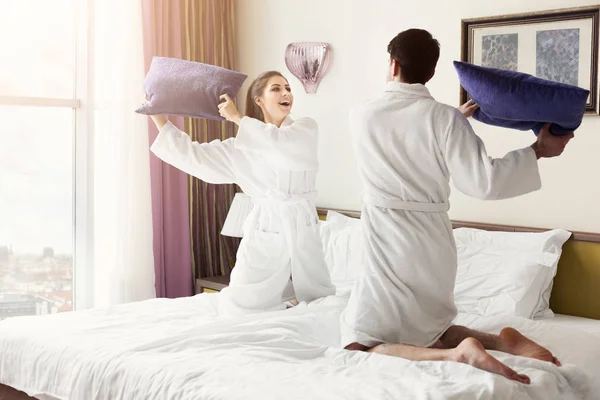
[0,294,594,400]
[544,314,600,337]
[454,312,600,395]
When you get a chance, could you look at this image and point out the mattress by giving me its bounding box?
[0,294,596,400]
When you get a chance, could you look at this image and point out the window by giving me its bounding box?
[0,0,90,318]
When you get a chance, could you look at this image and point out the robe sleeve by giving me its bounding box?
[234,116,319,170]
[150,121,237,184]
[444,117,542,200]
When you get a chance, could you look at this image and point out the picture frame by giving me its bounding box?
[460,6,600,114]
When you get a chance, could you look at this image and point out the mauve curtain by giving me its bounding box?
[183,0,240,280]
[140,0,239,295]
[141,0,193,298]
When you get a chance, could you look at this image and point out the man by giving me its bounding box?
[341,29,573,383]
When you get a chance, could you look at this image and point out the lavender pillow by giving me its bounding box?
[136,57,247,120]
[454,61,589,135]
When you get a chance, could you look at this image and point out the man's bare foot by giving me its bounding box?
[454,338,530,384]
[499,328,561,366]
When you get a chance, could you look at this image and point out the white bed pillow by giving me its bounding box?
[453,228,571,319]
[319,211,363,296]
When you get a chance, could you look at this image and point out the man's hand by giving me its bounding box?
[459,99,479,118]
[531,123,574,159]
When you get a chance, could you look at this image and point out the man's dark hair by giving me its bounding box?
[387,29,440,84]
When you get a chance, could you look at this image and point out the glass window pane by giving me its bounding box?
[0,0,75,98]
[0,106,73,318]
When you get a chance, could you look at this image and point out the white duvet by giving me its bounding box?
[0,294,594,400]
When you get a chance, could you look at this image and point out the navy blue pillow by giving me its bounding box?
[454,61,589,135]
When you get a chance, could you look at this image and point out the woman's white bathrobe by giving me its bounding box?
[151,116,335,316]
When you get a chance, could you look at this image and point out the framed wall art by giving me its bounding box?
[461,6,600,114]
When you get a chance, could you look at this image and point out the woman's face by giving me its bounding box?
[255,75,294,122]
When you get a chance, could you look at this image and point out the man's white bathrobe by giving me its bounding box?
[151,116,335,317]
[340,82,542,347]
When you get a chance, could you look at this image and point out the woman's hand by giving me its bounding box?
[142,93,168,129]
[218,94,243,125]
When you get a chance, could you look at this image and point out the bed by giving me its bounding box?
[1,209,599,400]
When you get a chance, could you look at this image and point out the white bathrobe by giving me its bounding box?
[151,116,335,316]
[340,82,542,348]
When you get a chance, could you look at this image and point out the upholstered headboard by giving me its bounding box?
[317,208,600,320]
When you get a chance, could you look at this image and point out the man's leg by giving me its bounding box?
[437,325,560,366]
[344,340,530,384]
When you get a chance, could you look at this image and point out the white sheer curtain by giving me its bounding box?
[91,0,155,307]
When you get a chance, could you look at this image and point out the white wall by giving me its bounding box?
[235,0,600,233]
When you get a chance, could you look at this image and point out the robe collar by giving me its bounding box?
[265,115,293,127]
[384,81,434,100]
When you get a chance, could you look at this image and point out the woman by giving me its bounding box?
[147,71,335,316]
